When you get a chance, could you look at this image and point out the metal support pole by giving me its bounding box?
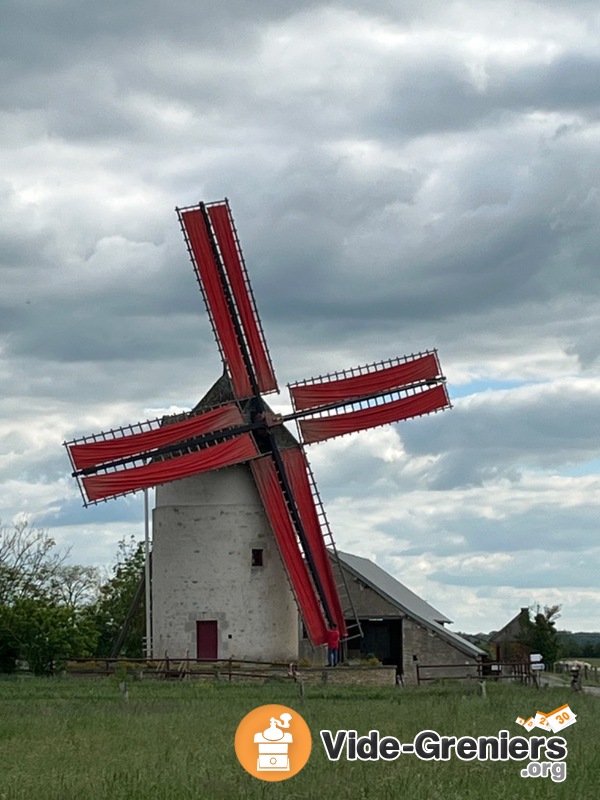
[144,488,152,658]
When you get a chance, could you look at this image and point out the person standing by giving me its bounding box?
[326,624,340,667]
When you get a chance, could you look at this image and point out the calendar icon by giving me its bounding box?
[533,712,552,731]
[516,703,576,733]
[545,704,577,733]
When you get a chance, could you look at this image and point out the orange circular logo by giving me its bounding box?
[234,704,312,782]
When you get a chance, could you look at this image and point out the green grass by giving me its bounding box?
[0,677,597,799]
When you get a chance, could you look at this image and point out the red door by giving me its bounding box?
[196,620,218,660]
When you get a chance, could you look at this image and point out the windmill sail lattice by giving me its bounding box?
[65,199,451,648]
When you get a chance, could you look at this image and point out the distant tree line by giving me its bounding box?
[0,520,144,675]
[556,631,600,659]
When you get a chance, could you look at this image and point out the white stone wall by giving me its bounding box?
[152,464,299,661]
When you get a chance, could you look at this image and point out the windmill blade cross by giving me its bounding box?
[65,198,452,652]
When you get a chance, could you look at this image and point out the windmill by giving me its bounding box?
[65,200,451,661]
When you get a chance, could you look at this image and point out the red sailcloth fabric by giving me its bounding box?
[280,447,347,636]
[290,352,441,412]
[180,208,253,398]
[250,456,328,646]
[207,203,278,394]
[69,404,245,471]
[83,434,258,503]
[299,384,450,445]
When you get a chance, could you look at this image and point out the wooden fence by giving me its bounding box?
[65,656,296,682]
[416,660,537,685]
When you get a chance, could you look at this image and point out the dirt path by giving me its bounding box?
[580,684,600,697]
[542,673,600,697]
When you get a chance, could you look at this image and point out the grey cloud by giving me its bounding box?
[431,550,600,590]
[38,495,144,529]
[396,506,600,557]
[397,382,600,489]
[372,53,600,140]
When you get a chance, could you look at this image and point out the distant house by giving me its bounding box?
[303,551,485,684]
[489,608,531,662]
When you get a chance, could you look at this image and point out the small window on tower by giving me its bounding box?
[251,548,264,567]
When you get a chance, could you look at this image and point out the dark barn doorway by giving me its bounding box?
[357,619,402,666]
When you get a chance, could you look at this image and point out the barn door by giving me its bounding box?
[196,620,218,660]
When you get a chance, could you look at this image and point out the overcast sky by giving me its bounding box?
[2,0,599,634]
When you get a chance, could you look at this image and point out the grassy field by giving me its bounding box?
[0,676,597,800]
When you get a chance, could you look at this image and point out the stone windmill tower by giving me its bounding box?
[151,373,304,661]
[65,200,450,661]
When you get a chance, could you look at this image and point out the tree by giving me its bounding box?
[519,605,561,666]
[48,565,100,607]
[557,632,583,658]
[91,537,146,658]
[0,522,148,669]
[0,607,19,672]
[0,519,67,604]
[0,599,98,675]
[0,519,101,673]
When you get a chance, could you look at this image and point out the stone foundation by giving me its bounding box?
[297,665,397,686]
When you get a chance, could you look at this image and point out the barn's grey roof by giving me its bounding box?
[336,550,486,659]
[427,619,487,658]
[336,550,452,624]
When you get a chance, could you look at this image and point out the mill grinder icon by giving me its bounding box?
[254,713,293,771]
[235,704,311,781]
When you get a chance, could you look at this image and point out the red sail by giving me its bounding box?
[290,352,441,412]
[180,208,253,398]
[251,456,328,646]
[281,447,347,636]
[83,435,258,503]
[208,203,278,394]
[299,384,450,444]
[69,404,244,471]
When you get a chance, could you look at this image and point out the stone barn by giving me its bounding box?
[489,607,532,662]
[321,551,485,685]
